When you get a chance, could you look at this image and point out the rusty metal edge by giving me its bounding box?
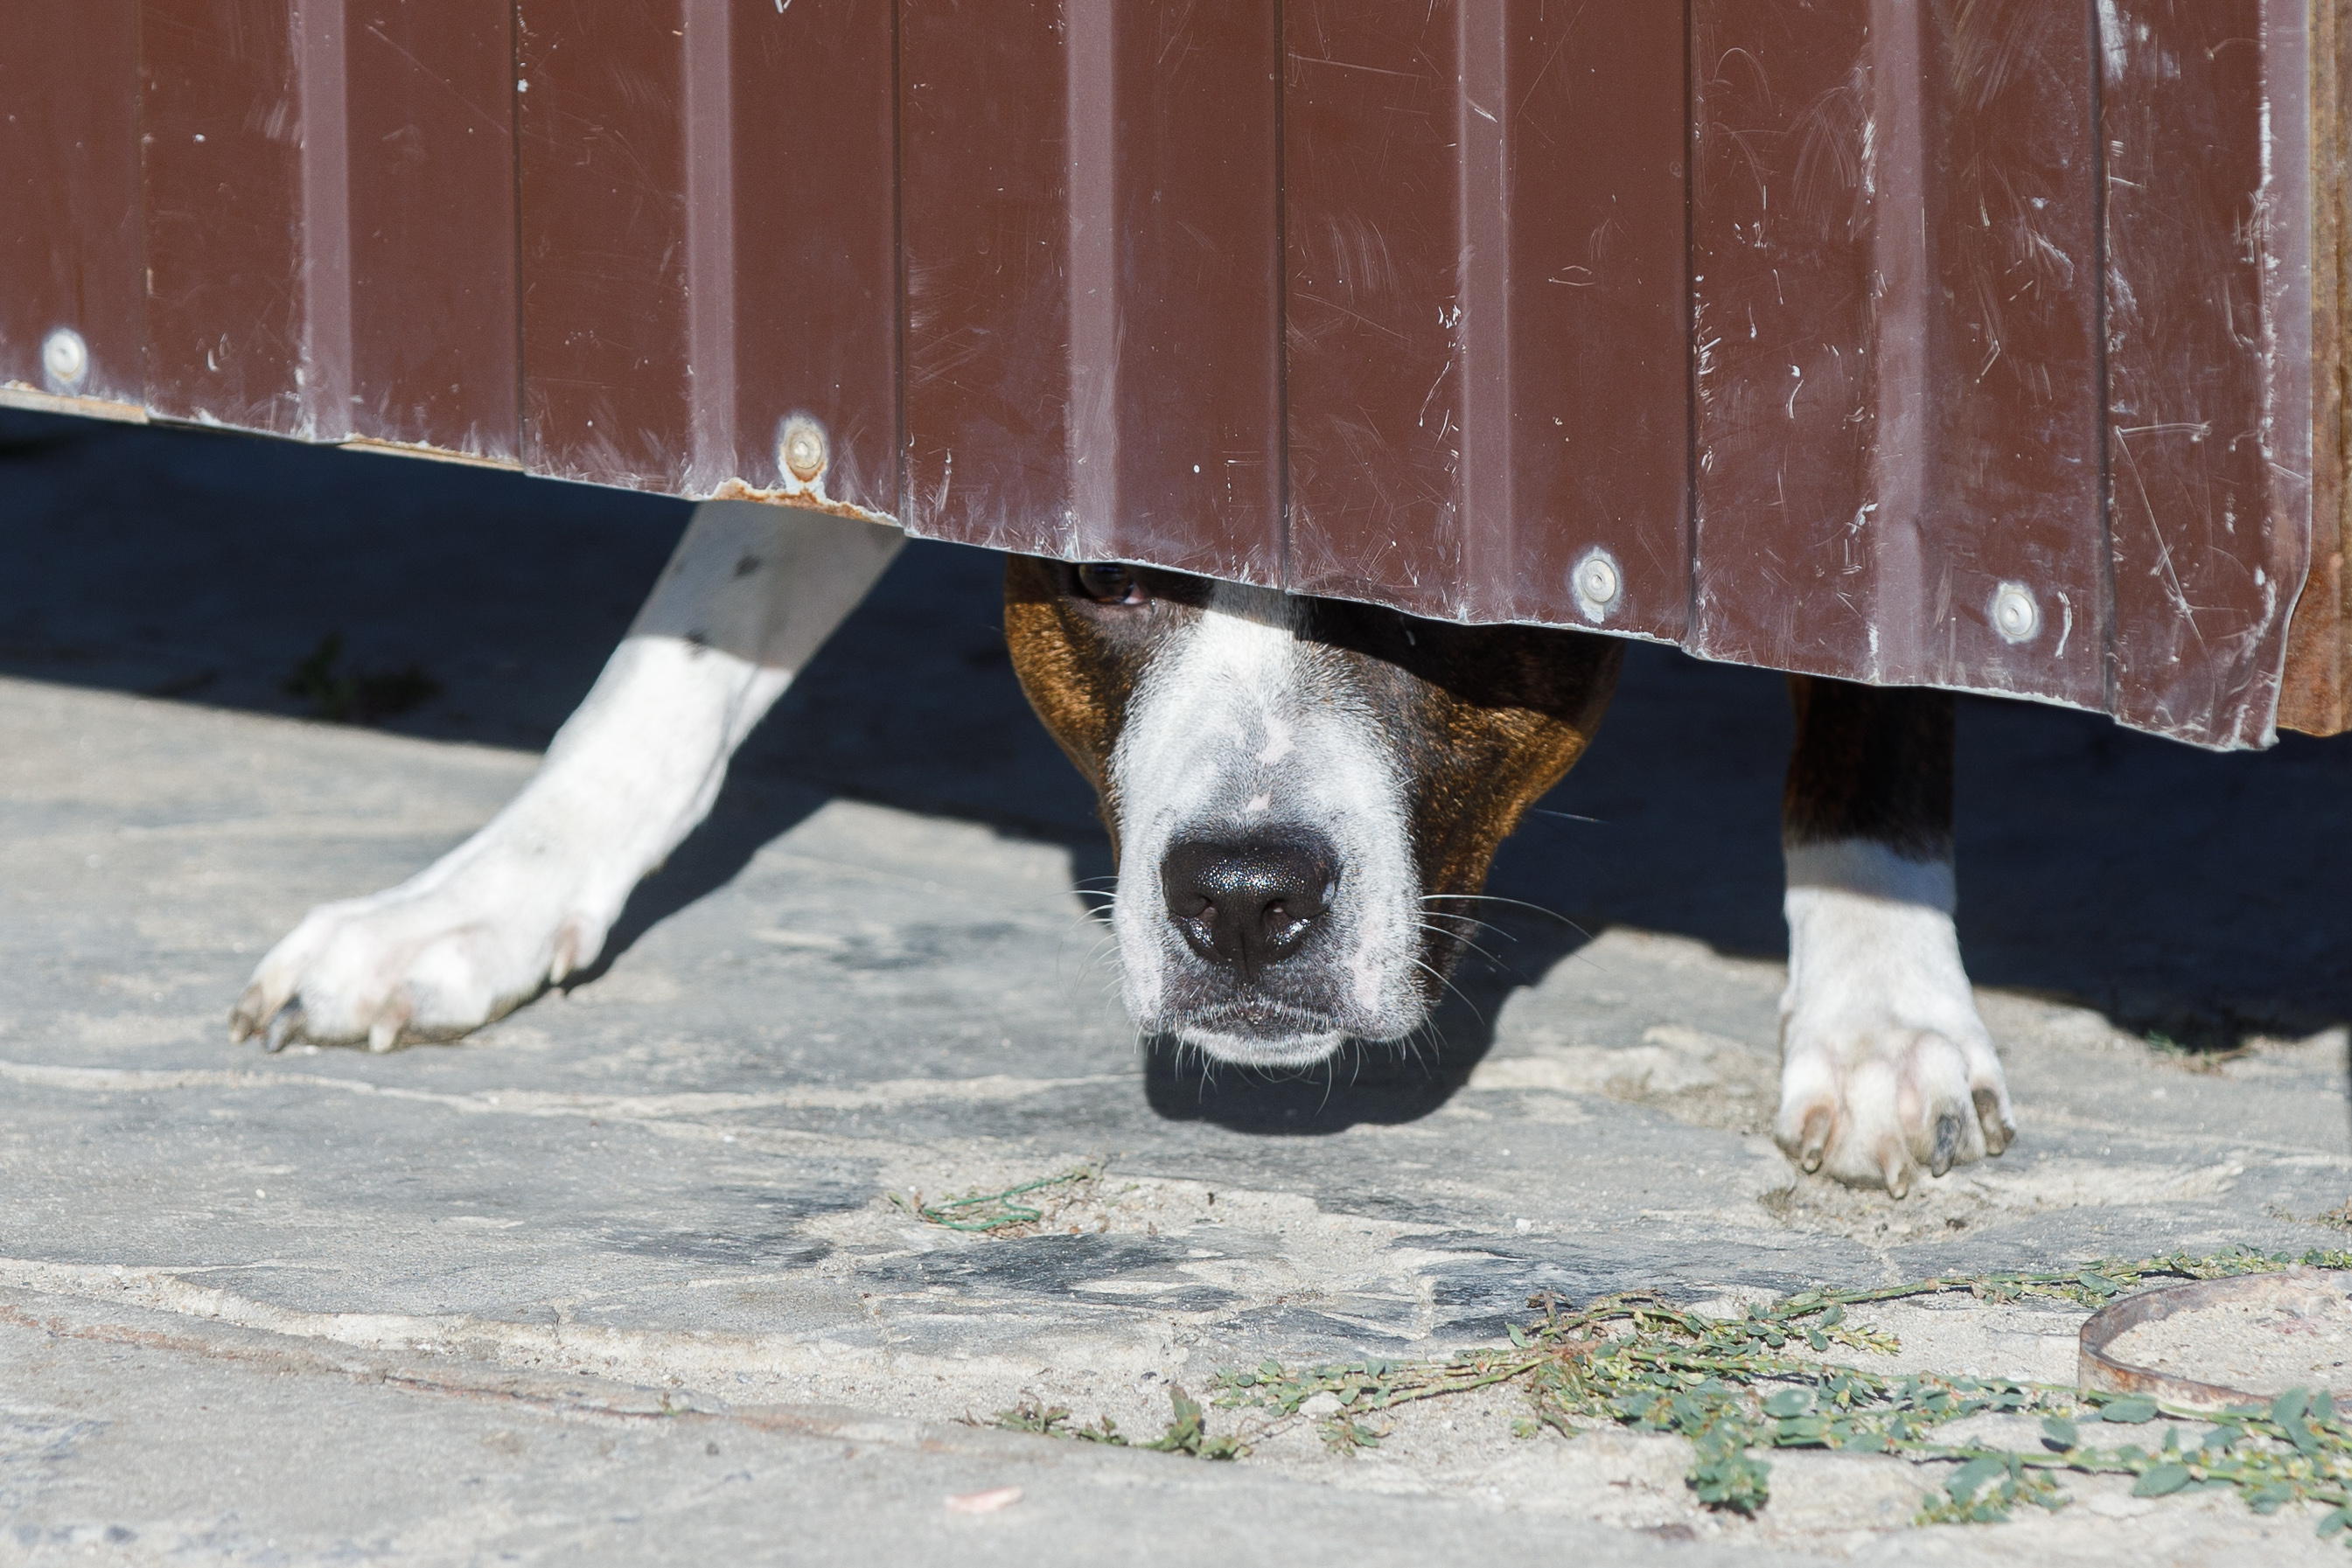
[0,382,149,424]
[2279,0,2352,735]
[708,477,901,532]
[336,436,524,472]
[325,450,909,531]
[2077,1268,2342,1411]
[0,387,914,535]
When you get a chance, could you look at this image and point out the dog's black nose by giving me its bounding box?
[1161,833,1337,980]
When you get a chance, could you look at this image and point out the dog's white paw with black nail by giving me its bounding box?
[230,854,609,1053]
[1773,842,2016,1195]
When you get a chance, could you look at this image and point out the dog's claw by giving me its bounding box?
[228,984,270,1045]
[548,922,583,988]
[1930,1112,1962,1177]
[1973,1085,2013,1157]
[1796,1106,1833,1174]
[1880,1145,1912,1200]
[366,993,413,1054]
[262,1004,304,1055]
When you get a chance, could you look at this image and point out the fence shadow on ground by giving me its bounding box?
[4,413,2348,1112]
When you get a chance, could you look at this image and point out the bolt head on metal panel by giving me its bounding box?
[780,419,828,484]
[1572,549,1623,624]
[41,327,88,389]
[1991,582,2041,644]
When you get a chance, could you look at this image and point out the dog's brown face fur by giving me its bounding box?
[1005,555,1621,1063]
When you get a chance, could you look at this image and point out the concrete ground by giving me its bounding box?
[3,411,2352,1565]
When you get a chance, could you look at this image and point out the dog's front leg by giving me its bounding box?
[1774,678,2016,1194]
[230,501,902,1051]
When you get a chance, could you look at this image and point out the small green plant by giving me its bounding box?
[283,632,440,724]
[996,1402,1127,1445]
[998,1385,1245,1460]
[887,1164,1100,1234]
[1320,1415,1388,1453]
[1140,1386,1246,1459]
[1211,1248,2352,1539]
[2141,1021,2255,1071]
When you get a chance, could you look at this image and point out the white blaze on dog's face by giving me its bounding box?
[1005,558,1621,1066]
[1106,577,1412,1062]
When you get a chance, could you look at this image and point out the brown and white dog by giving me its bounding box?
[230,502,2015,1195]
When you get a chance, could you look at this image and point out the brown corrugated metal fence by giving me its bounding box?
[2,2,2342,749]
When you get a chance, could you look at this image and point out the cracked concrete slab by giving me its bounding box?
[6,1293,1779,1568]
[4,413,2352,1563]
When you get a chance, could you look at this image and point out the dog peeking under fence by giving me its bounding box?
[228,500,2014,1196]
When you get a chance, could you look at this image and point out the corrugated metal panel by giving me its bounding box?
[0,7,146,419]
[900,0,1286,576]
[514,2,694,489]
[141,0,312,436]
[345,0,520,459]
[1690,0,2111,708]
[1282,1,1690,634]
[0,0,2336,751]
[723,0,900,516]
[2101,0,2312,748]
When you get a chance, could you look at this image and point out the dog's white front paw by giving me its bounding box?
[1774,855,2015,1195]
[229,859,611,1052]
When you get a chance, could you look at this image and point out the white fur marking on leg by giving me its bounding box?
[1784,840,1955,910]
[1776,840,2014,1192]
[234,503,902,1049]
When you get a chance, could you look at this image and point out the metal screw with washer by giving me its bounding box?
[1991,582,2040,644]
[1576,556,1620,605]
[780,420,828,484]
[1572,550,1623,623]
[42,328,88,389]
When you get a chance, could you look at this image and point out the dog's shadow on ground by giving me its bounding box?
[6,412,2351,1113]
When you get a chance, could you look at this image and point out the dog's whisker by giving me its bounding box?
[1418,930,1491,963]
[1428,901,1597,948]
[1316,1048,1344,1114]
[1057,916,1120,956]
[1052,917,1127,1000]
[1414,922,1514,973]
[1419,891,1581,926]
[1192,1036,1221,1100]
[1407,954,1486,1026]
[1392,1018,1442,1079]
[1413,907,1518,948]
[1004,885,1120,919]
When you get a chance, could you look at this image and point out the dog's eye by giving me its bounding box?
[1074,563,1147,606]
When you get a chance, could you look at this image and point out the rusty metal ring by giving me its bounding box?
[2079,1267,2348,1412]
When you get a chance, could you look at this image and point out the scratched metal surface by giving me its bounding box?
[0,1,2332,749]
[2101,0,2314,748]
[1281,2,1691,632]
[1690,0,2112,707]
